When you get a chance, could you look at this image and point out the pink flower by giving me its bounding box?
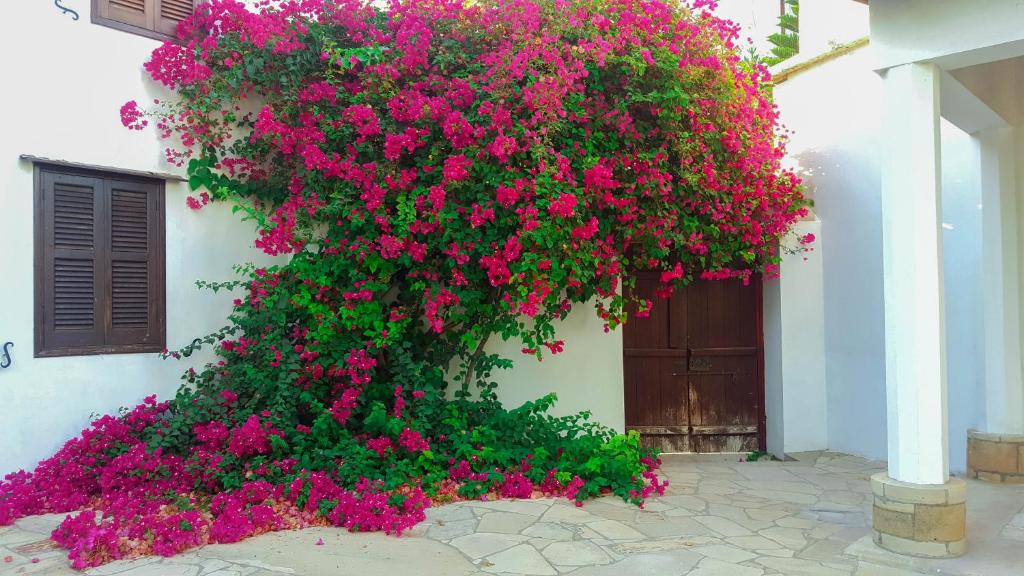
[660,263,684,284]
[227,415,280,458]
[583,162,618,191]
[496,184,520,208]
[330,387,361,425]
[398,428,429,452]
[366,437,393,457]
[119,101,148,130]
[342,104,381,143]
[487,134,517,163]
[194,421,229,448]
[442,155,473,182]
[548,193,578,218]
[441,111,475,148]
[500,473,533,498]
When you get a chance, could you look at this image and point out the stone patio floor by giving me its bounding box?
[3,452,1024,576]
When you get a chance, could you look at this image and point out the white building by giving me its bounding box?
[2,0,1023,559]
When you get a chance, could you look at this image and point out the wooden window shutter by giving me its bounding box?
[36,166,166,357]
[156,0,195,37]
[93,0,198,39]
[106,179,165,347]
[37,171,106,352]
[95,0,151,30]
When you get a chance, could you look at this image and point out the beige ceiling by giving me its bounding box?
[951,56,1024,126]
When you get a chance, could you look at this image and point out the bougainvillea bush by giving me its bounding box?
[1,0,806,568]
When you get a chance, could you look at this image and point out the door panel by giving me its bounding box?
[623,273,764,453]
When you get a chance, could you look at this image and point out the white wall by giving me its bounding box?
[763,271,785,455]
[774,46,986,471]
[941,120,984,471]
[0,2,275,475]
[764,220,829,457]
[487,304,625,432]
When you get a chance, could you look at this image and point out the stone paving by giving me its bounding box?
[3,452,1024,576]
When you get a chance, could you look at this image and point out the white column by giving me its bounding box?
[979,127,1024,435]
[881,63,949,485]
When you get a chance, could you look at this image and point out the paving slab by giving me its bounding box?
[476,512,536,534]
[481,544,555,576]
[539,540,610,566]
[449,533,526,559]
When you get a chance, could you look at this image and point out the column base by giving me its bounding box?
[967,429,1024,483]
[870,473,966,558]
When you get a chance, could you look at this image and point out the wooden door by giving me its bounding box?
[623,273,765,453]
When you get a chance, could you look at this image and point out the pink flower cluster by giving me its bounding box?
[119,101,148,130]
[131,0,807,356]
[227,415,283,458]
[0,403,436,569]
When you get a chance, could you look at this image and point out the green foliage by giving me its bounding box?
[746,450,775,462]
[766,0,799,66]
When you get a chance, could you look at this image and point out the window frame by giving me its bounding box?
[90,0,185,43]
[33,163,167,358]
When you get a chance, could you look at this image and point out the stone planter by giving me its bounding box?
[967,429,1024,483]
[870,473,966,558]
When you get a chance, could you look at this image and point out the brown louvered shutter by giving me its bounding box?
[36,166,166,357]
[96,0,151,30]
[156,0,194,37]
[106,179,164,347]
[38,172,105,352]
[94,0,197,39]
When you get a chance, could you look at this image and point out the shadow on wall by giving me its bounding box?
[793,142,888,463]
[939,119,984,475]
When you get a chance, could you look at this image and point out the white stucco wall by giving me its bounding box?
[763,272,785,456]
[764,220,828,458]
[486,305,625,432]
[0,2,275,475]
[940,120,984,471]
[774,46,986,472]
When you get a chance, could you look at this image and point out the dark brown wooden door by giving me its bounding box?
[623,273,764,453]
